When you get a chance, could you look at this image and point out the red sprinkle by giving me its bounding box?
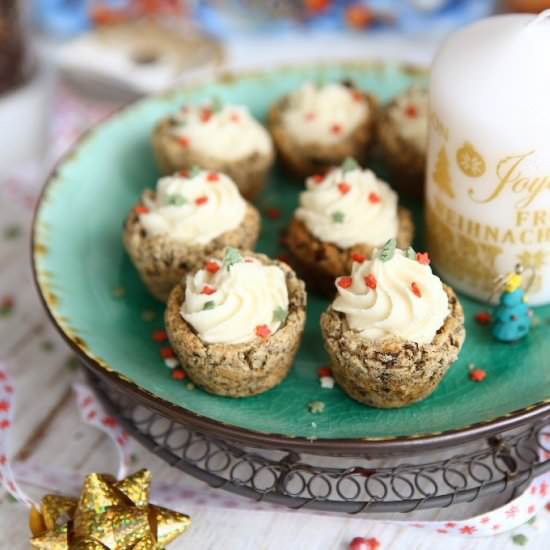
[102,416,117,428]
[179,169,189,177]
[230,112,241,123]
[368,192,381,204]
[475,311,492,325]
[338,276,353,289]
[160,347,175,359]
[256,324,271,339]
[319,367,332,378]
[364,274,377,290]
[178,136,190,147]
[351,89,365,102]
[351,253,366,263]
[416,252,431,265]
[201,286,216,295]
[405,104,418,118]
[172,369,187,381]
[207,172,220,182]
[135,205,149,214]
[266,207,282,219]
[152,329,168,343]
[305,112,316,121]
[338,182,351,195]
[312,174,325,184]
[206,261,220,274]
[195,195,209,206]
[331,123,343,134]
[470,368,487,382]
[411,282,422,297]
[349,537,368,550]
[545,503,550,512]
[201,108,213,122]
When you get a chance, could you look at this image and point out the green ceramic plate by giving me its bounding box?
[33,61,550,453]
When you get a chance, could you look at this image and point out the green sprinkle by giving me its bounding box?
[527,516,537,526]
[189,165,201,178]
[222,247,243,271]
[341,157,359,173]
[331,211,345,224]
[203,301,215,310]
[405,246,416,260]
[273,306,288,323]
[3,224,21,240]
[141,309,157,322]
[65,357,79,371]
[512,534,528,546]
[308,400,326,414]
[166,194,187,206]
[112,286,126,298]
[0,297,14,317]
[211,96,223,113]
[41,340,55,352]
[6,493,17,503]
[378,239,396,262]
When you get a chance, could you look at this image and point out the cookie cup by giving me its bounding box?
[320,285,465,408]
[165,253,307,397]
[123,190,261,302]
[152,117,274,201]
[269,93,378,180]
[377,107,425,198]
[285,207,414,296]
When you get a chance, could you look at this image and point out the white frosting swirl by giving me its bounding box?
[281,82,369,146]
[295,165,399,249]
[172,103,273,162]
[139,170,246,245]
[332,248,449,344]
[388,86,428,153]
[181,254,289,344]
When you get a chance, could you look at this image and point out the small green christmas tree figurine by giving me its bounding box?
[492,264,531,343]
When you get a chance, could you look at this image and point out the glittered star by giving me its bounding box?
[30,470,191,549]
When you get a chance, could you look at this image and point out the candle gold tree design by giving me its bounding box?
[426,202,503,290]
[432,146,455,198]
[516,249,547,293]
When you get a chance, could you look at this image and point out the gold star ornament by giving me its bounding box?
[29,469,191,549]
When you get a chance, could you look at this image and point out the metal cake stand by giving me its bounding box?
[87,370,550,514]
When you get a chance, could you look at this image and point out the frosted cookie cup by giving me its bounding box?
[285,158,414,296]
[165,249,307,397]
[269,81,377,179]
[377,86,428,198]
[321,242,465,408]
[123,169,260,302]
[153,101,274,200]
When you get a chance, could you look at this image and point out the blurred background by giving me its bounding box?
[1,0,550,182]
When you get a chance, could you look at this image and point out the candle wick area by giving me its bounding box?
[525,9,550,30]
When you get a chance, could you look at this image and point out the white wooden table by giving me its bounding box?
[0,33,548,550]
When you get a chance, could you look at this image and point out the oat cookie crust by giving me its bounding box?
[320,285,465,408]
[165,252,307,397]
[284,207,414,296]
[269,92,378,179]
[377,104,426,198]
[123,190,261,302]
[152,117,275,201]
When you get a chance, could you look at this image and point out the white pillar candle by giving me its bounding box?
[426,11,550,305]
